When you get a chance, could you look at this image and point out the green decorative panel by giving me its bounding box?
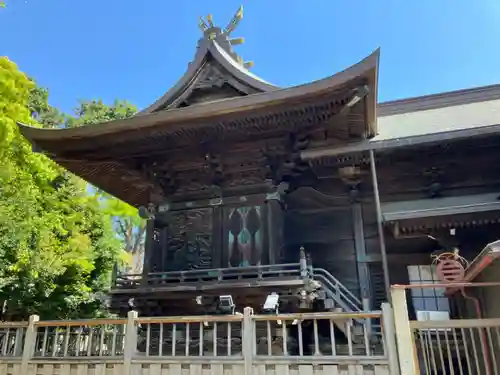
[227,206,264,267]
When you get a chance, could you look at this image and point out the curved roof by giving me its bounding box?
[139,38,278,114]
[18,49,379,150]
[17,48,379,207]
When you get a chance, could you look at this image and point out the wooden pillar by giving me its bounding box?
[391,287,419,375]
[381,302,400,375]
[141,219,154,286]
[159,227,168,272]
[266,199,284,264]
[242,307,254,375]
[124,310,138,375]
[212,207,224,268]
[352,203,372,304]
[20,314,39,375]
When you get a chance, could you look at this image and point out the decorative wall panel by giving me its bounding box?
[152,208,214,272]
[227,206,264,267]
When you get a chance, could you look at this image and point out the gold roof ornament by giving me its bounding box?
[198,6,243,36]
[224,5,243,36]
[197,6,253,69]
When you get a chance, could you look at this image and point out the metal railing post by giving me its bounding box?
[20,314,39,375]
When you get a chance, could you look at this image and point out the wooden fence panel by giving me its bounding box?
[0,362,21,375]
[0,308,392,375]
[129,362,245,375]
[0,360,389,375]
[22,362,124,375]
[251,363,389,375]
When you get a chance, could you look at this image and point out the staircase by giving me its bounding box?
[309,267,375,343]
[311,267,363,312]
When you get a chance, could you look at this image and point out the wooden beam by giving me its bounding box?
[301,123,500,161]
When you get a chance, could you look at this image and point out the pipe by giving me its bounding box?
[460,288,492,375]
[369,150,391,301]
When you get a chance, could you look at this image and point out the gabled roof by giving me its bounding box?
[17,49,379,206]
[140,6,278,114]
[18,49,379,154]
[139,38,278,114]
[16,7,380,207]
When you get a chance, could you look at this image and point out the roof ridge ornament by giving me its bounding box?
[198,6,254,69]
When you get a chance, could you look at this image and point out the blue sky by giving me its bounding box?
[1,0,500,114]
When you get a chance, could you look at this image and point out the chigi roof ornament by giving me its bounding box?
[198,6,254,69]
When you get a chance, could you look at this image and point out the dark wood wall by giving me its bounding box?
[140,135,500,310]
[285,206,360,297]
[375,136,500,202]
[144,196,285,274]
[284,135,500,307]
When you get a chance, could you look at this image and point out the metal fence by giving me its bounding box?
[392,284,500,375]
[0,308,395,375]
[412,318,500,375]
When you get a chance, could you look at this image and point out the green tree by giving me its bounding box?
[100,193,146,274]
[66,99,137,128]
[0,57,122,320]
[66,99,145,273]
[28,85,65,129]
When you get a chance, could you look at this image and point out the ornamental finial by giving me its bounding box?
[198,6,243,35]
[197,6,253,69]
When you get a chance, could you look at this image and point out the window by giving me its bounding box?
[407,265,450,313]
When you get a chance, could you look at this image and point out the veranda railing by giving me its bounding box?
[0,308,397,375]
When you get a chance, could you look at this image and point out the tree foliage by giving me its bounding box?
[28,85,65,129]
[65,99,146,274]
[66,99,137,128]
[0,57,122,320]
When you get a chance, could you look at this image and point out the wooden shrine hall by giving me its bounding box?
[18,6,500,326]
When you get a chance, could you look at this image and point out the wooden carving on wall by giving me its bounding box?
[194,64,228,90]
[166,208,213,271]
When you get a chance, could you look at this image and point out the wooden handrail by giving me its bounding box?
[118,263,301,278]
[252,311,382,321]
[135,315,244,324]
[0,322,29,328]
[35,318,127,327]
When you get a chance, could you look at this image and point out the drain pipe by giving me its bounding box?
[460,289,492,375]
[369,150,391,301]
[300,145,391,300]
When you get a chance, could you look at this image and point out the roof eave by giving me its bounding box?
[17,49,381,145]
[366,48,380,138]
